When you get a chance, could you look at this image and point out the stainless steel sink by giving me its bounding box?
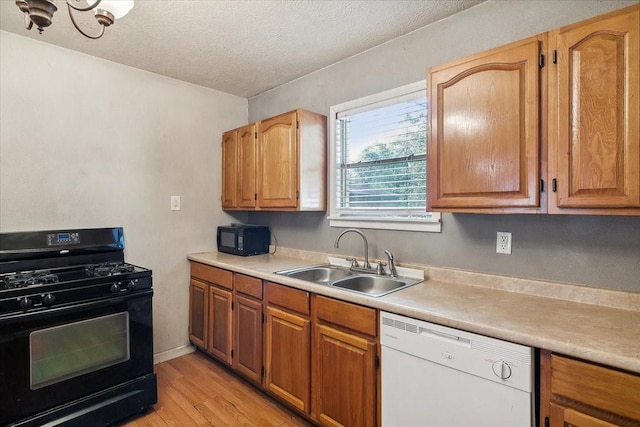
[275,265,421,297]
[276,264,354,285]
[331,275,421,297]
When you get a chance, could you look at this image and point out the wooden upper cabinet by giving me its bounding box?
[221,129,238,209]
[428,35,544,212]
[221,109,326,212]
[237,124,258,209]
[258,111,299,209]
[548,5,640,214]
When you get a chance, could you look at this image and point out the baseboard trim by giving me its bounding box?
[153,344,196,365]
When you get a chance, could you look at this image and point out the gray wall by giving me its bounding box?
[248,0,640,292]
[0,31,248,355]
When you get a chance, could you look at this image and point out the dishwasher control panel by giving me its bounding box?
[380,312,533,392]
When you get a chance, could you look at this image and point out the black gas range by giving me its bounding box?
[0,227,157,427]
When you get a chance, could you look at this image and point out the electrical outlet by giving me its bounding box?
[170,196,181,211]
[496,231,512,254]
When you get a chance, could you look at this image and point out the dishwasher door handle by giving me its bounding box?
[420,328,471,346]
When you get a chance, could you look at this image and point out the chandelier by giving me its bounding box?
[15,0,134,39]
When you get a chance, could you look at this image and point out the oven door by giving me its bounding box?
[0,290,154,426]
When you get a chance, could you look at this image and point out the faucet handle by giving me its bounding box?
[346,257,359,268]
[376,261,387,275]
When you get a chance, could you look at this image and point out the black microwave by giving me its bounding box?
[217,224,270,256]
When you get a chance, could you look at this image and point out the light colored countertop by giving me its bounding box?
[187,249,640,374]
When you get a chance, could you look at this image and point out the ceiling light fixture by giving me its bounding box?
[15,0,134,39]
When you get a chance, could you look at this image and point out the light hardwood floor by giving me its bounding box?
[121,351,314,427]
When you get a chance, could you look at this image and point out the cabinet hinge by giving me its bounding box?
[262,312,265,323]
[296,190,299,200]
[254,193,257,201]
[231,302,234,310]
[540,179,544,193]
[544,417,549,427]
[254,131,257,139]
[231,349,234,359]
[552,50,558,64]
[296,121,299,129]
[538,53,545,68]
[261,366,265,378]
[375,355,380,369]
[552,178,558,193]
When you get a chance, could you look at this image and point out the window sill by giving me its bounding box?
[328,215,441,233]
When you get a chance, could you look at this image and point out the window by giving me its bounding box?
[328,81,441,232]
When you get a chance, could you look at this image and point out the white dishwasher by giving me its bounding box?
[381,312,534,427]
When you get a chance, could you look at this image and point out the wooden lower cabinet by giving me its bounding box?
[312,295,378,427]
[540,350,640,427]
[208,285,232,364]
[232,281,263,384]
[263,282,311,414]
[188,279,208,349]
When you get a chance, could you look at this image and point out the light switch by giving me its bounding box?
[170,196,181,211]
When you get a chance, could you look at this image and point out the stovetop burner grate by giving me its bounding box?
[2,270,60,289]
[85,262,136,277]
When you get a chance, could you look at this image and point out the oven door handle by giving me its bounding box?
[1,289,153,323]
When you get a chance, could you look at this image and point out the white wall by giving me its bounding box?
[0,31,248,355]
[247,0,640,293]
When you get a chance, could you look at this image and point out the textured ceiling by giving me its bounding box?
[0,0,485,98]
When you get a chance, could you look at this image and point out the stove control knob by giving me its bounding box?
[110,283,121,293]
[127,279,138,291]
[492,360,512,380]
[43,293,56,306]
[19,297,33,309]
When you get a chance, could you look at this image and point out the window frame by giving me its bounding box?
[328,81,441,232]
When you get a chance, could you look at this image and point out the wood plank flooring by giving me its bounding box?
[121,351,314,427]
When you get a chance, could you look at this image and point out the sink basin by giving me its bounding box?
[276,264,422,297]
[331,275,420,297]
[276,265,354,285]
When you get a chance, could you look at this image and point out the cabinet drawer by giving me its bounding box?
[191,262,233,290]
[264,281,309,315]
[235,274,262,299]
[313,295,377,337]
[550,354,640,421]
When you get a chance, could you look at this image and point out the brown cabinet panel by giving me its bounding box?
[313,295,376,337]
[264,281,310,316]
[541,350,640,427]
[221,130,238,209]
[188,279,208,349]
[233,294,263,384]
[237,124,258,209]
[312,324,376,427]
[549,5,640,213]
[428,36,543,210]
[208,285,233,364]
[264,305,311,414]
[191,262,233,289]
[235,273,263,299]
[258,111,299,209]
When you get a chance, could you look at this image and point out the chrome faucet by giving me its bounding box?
[334,228,372,270]
[384,249,398,278]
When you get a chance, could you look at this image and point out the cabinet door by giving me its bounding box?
[237,123,258,209]
[428,36,542,211]
[549,6,640,213]
[549,403,619,427]
[312,324,376,427]
[208,285,233,364]
[257,111,299,209]
[221,129,238,209]
[264,305,310,413]
[233,294,263,384]
[188,279,208,349]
